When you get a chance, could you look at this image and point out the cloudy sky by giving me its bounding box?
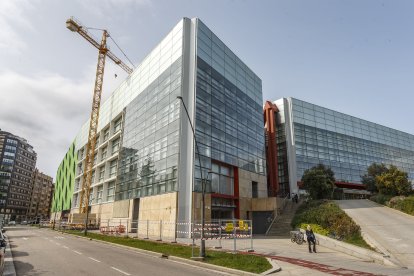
[1,0,413,178]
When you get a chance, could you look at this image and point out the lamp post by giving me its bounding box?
[177,96,206,258]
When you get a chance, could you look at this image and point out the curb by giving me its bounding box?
[3,234,16,276]
[52,229,264,275]
[300,230,402,268]
[261,258,282,275]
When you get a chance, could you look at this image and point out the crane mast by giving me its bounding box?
[66,17,133,214]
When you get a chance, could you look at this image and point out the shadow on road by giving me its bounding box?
[11,250,29,258]
[13,260,45,276]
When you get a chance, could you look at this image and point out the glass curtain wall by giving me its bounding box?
[194,20,265,194]
[291,98,414,183]
[115,58,182,200]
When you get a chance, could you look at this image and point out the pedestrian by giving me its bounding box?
[291,193,295,203]
[294,193,298,204]
[306,225,317,253]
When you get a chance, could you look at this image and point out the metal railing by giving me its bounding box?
[43,218,254,255]
[265,194,290,235]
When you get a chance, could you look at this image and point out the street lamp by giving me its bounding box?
[177,96,207,258]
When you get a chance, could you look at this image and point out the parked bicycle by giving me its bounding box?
[290,230,304,244]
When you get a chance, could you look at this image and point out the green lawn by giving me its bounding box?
[62,230,271,274]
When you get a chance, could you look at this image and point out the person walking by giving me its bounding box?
[306,225,317,253]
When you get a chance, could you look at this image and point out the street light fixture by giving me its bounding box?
[177,96,207,258]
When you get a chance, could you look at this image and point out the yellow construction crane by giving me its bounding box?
[66,17,133,214]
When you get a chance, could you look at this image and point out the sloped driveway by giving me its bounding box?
[336,199,414,269]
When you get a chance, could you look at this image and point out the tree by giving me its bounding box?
[375,165,412,196]
[361,163,388,193]
[302,164,336,200]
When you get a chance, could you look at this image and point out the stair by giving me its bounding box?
[266,200,302,237]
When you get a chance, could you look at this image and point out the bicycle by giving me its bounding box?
[290,230,304,244]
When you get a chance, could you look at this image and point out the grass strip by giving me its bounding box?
[62,230,271,274]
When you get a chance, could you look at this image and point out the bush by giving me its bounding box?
[292,200,361,238]
[388,196,414,215]
[370,193,393,205]
[298,223,329,236]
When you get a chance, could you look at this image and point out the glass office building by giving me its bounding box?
[55,18,267,226]
[268,97,414,196]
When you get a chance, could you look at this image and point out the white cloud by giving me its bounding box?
[0,59,129,179]
[0,0,37,55]
[0,70,92,178]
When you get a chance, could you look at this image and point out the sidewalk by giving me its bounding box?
[3,233,16,276]
[178,236,414,276]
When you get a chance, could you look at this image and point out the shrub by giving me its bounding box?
[389,196,414,215]
[298,223,329,236]
[370,193,393,205]
[292,200,360,238]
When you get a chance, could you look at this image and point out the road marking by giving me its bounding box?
[22,238,28,240]
[111,267,131,275]
[63,246,69,249]
[73,250,82,255]
[88,257,101,263]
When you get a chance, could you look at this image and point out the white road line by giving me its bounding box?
[63,246,69,249]
[111,267,131,275]
[73,250,82,255]
[22,238,28,240]
[88,257,101,263]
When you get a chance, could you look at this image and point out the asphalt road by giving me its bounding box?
[6,227,231,276]
[336,199,414,269]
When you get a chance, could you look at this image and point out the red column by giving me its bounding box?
[264,101,279,197]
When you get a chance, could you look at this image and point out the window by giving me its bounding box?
[101,146,108,160]
[109,160,117,178]
[252,181,258,198]
[103,128,110,142]
[99,166,105,182]
[114,118,122,133]
[97,186,103,204]
[112,138,120,154]
[107,182,115,201]
[89,189,93,204]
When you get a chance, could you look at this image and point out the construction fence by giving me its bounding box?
[42,218,254,253]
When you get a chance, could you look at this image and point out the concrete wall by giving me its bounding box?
[251,197,277,211]
[138,192,178,239]
[238,168,268,219]
[91,202,115,221]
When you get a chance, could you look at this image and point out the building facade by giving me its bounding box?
[28,169,54,220]
[51,142,76,219]
[0,130,37,221]
[53,18,271,230]
[265,98,414,196]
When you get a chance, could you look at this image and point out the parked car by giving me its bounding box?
[7,221,15,226]
[21,221,27,225]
